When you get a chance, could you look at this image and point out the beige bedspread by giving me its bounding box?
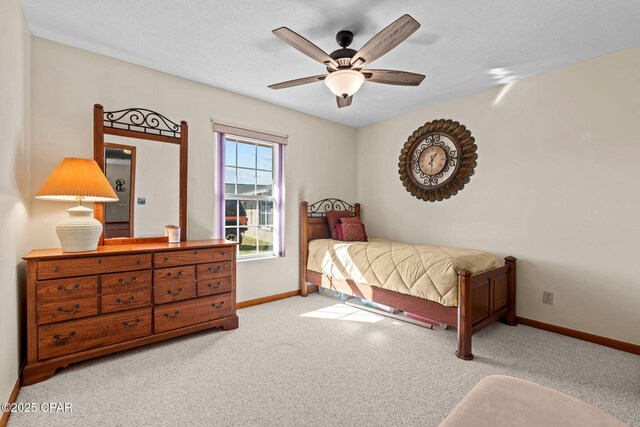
[307,238,501,307]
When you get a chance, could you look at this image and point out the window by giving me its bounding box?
[215,124,285,260]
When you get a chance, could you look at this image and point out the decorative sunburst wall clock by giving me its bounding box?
[399,119,477,202]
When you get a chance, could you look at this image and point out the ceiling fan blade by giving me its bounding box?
[268,74,328,90]
[336,95,353,108]
[350,15,420,68]
[362,69,426,86]
[273,27,339,69]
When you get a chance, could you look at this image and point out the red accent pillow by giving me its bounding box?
[326,210,352,240]
[336,223,368,242]
[340,216,362,225]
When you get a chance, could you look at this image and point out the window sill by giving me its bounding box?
[237,254,282,263]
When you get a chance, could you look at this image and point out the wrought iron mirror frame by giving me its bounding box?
[93,104,188,245]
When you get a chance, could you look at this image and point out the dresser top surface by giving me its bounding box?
[24,239,237,260]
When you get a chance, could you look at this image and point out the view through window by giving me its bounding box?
[223,136,282,258]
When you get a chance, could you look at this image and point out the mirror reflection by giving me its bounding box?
[103,136,180,239]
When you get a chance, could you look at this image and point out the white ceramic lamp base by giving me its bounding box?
[56,205,103,252]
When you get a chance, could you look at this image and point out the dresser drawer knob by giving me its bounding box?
[98,258,103,264]
[122,318,142,328]
[57,304,80,315]
[194,250,199,255]
[57,283,81,293]
[167,271,184,279]
[208,266,223,273]
[52,267,60,272]
[212,301,225,309]
[117,277,137,286]
[116,296,136,305]
[167,288,184,296]
[163,256,169,262]
[53,332,76,343]
[136,259,144,265]
[208,282,222,289]
[222,252,227,256]
[164,310,181,319]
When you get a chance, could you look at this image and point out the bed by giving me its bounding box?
[299,198,517,360]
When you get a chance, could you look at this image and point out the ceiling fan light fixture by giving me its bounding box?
[324,70,365,98]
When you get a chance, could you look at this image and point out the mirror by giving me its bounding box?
[94,104,188,245]
[103,139,180,239]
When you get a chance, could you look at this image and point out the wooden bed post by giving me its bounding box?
[504,256,518,326]
[300,201,309,297]
[456,269,474,360]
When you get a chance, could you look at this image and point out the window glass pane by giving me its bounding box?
[242,200,258,226]
[225,140,236,166]
[237,168,256,196]
[259,201,273,226]
[224,167,236,195]
[239,226,257,256]
[237,142,256,169]
[220,136,282,259]
[237,200,248,229]
[257,170,272,196]
[225,200,238,226]
[257,145,273,171]
[225,227,239,242]
[257,227,274,255]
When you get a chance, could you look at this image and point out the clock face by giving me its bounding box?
[398,119,477,202]
[409,133,461,189]
[418,146,447,175]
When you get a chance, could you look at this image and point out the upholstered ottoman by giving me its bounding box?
[439,375,625,427]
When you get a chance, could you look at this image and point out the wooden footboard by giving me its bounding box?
[299,199,517,360]
[456,256,517,360]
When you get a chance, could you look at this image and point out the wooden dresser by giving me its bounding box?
[22,239,238,385]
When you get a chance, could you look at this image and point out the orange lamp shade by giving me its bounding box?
[35,158,118,202]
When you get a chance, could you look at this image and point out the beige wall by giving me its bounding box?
[0,0,30,405]
[356,46,640,345]
[29,37,358,303]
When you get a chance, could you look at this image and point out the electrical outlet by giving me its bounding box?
[543,291,554,305]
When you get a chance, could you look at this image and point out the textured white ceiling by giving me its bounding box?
[22,0,640,128]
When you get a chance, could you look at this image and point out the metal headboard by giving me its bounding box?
[306,198,357,218]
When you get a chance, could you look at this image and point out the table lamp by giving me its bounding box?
[36,158,118,252]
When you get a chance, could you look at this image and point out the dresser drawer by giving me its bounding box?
[36,276,98,304]
[154,266,195,287]
[153,247,232,268]
[154,281,197,305]
[197,277,232,296]
[197,262,233,281]
[101,270,152,294]
[37,254,152,280]
[154,294,234,334]
[38,308,151,360]
[101,288,152,314]
[37,297,98,325]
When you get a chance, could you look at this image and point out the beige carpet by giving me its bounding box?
[9,294,640,426]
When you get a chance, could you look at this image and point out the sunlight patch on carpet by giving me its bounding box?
[300,303,384,323]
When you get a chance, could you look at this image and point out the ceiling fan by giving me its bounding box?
[268,14,426,108]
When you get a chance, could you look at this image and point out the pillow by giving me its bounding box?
[326,210,352,240]
[336,223,368,242]
[340,216,362,225]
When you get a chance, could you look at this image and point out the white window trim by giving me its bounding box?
[214,125,286,260]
